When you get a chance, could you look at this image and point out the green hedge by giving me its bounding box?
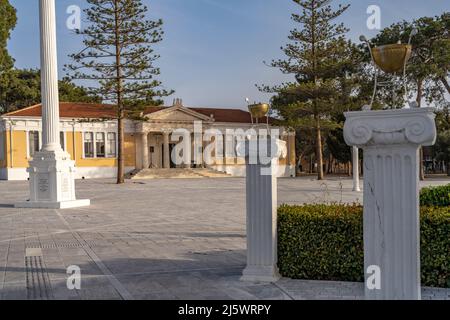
[278,204,450,288]
[420,184,450,207]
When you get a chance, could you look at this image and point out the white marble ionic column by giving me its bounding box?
[163,131,170,169]
[39,0,61,152]
[141,133,149,169]
[344,108,436,300]
[352,146,361,192]
[239,137,287,282]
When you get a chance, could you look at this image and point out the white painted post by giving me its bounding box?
[352,146,361,192]
[238,136,286,282]
[344,108,436,300]
[15,0,89,209]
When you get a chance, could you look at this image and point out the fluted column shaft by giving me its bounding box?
[363,145,420,299]
[39,0,61,152]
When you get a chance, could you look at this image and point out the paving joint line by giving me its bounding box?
[0,238,12,295]
[272,282,296,300]
[54,210,134,300]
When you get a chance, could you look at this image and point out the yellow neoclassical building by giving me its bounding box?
[0,100,296,180]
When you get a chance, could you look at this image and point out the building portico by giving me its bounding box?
[0,99,297,180]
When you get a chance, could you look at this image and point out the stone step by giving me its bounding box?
[128,168,232,179]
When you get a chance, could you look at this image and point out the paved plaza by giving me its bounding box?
[0,176,448,300]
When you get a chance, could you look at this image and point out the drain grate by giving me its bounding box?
[25,249,53,300]
[26,240,99,249]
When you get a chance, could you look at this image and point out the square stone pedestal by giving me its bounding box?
[239,137,286,283]
[15,150,90,209]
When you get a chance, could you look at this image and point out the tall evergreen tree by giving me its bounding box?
[66,0,173,184]
[260,0,353,180]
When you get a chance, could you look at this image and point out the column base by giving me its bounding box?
[18,150,90,209]
[15,199,90,209]
[240,266,281,283]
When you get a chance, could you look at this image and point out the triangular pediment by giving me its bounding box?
[146,106,212,122]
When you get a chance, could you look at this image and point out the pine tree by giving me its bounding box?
[66,0,173,184]
[260,0,353,180]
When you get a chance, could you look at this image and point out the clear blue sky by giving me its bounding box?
[7,0,450,109]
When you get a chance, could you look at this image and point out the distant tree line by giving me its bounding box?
[260,0,450,179]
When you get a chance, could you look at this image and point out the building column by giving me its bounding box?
[352,146,361,192]
[15,0,89,209]
[163,131,170,169]
[344,108,436,300]
[141,132,149,169]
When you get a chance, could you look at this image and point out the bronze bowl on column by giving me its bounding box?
[248,103,270,119]
[371,44,412,74]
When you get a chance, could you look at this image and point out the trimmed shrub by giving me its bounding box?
[420,206,450,287]
[420,184,450,207]
[278,204,450,288]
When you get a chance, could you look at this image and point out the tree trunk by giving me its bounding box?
[447,161,450,177]
[416,79,423,107]
[315,117,324,180]
[114,0,125,184]
[416,78,424,181]
[440,77,450,94]
[328,154,333,174]
[419,147,425,181]
[117,116,125,184]
[360,157,363,176]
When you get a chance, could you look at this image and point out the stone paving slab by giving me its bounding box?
[0,177,449,300]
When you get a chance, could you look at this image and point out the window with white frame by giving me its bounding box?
[28,131,40,158]
[84,132,94,158]
[83,131,117,158]
[0,131,4,160]
[96,132,106,158]
[107,132,116,157]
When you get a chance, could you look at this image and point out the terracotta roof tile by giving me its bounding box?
[3,102,270,124]
[3,102,117,119]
